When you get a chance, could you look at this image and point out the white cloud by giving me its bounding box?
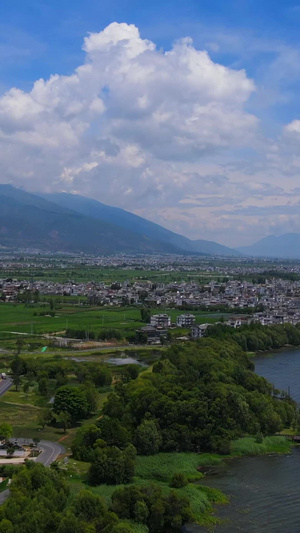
[3,21,298,245]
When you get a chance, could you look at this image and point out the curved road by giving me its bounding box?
[0,378,65,504]
[0,439,65,504]
[0,377,13,397]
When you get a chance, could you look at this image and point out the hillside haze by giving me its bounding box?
[44,192,239,256]
[238,233,300,259]
[0,185,181,254]
[0,184,239,255]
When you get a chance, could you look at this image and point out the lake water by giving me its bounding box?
[105,356,147,366]
[185,347,300,533]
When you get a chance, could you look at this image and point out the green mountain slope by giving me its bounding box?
[0,185,180,254]
[237,233,300,259]
[44,192,239,256]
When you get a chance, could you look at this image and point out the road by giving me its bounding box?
[0,439,65,504]
[0,377,13,397]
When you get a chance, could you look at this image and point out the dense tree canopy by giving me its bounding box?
[101,339,296,453]
[0,462,141,533]
[53,385,90,422]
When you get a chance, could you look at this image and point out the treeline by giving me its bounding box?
[65,328,122,340]
[71,339,296,470]
[0,461,192,532]
[205,322,300,352]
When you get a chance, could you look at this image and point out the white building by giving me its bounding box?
[150,314,171,328]
[191,324,209,338]
[176,314,196,328]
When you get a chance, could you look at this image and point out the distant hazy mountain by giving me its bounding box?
[190,239,240,256]
[237,233,300,259]
[45,192,239,256]
[0,185,180,254]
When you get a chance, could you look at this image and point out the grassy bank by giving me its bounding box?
[68,451,228,527]
[66,436,292,527]
[231,436,292,455]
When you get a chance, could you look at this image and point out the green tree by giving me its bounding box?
[15,338,25,355]
[134,420,162,455]
[89,445,136,485]
[37,408,53,429]
[57,411,72,433]
[0,519,13,533]
[38,377,48,397]
[53,386,89,422]
[140,308,151,323]
[0,423,13,440]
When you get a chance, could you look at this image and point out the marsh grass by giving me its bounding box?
[231,436,292,456]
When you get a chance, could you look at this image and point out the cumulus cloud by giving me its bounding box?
[0,23,257,192]
[3,21,300,245]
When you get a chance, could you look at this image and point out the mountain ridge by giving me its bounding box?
[237,233,300,259]
[43,191,239,256]
[0,184,239,256]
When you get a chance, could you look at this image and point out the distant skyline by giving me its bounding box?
[1,1,300,246]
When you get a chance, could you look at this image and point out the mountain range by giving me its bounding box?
[238,233,300,259]
[0,185,238,256]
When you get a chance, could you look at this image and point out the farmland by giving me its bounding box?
[0,302,226,340]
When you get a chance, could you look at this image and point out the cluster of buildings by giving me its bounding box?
[2,276,300,324]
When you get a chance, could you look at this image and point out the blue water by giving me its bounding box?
[185,347,300,533]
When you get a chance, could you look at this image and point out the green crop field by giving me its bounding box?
[0,302,227,339]
[1,265,230,284]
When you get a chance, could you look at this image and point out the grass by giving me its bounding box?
[0,478,9,492]
[67,451,227,527]
[0,302,228,340]
[231,436,292,456]
[0,384,110,448]
[66,437,293,527]
[135,452,221,482]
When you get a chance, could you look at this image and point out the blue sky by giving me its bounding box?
[2,0,300,86]
[1,0,300,246]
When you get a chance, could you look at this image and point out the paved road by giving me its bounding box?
[0,378,13,397]
[35,440,65,467]
[0,437,64,505]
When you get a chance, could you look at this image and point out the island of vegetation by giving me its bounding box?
[0,330,297,532]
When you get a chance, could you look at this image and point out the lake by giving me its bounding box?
[185,347,300,533]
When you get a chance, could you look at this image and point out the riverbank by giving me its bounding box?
[247,343,300,359]
[65,435,292,530]
[189,345,300,532]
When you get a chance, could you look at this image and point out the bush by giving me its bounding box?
[170,472,188,488]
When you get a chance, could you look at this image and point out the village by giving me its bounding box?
[2,273,300,345]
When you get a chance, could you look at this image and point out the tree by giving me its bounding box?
[89,445,136,485]
[140,308,151,323]
[37,408,53,429]
[38,377,48,396]
[73,489,107,522]
[0,423,12,440]
[57,411,72,433]
[134,420,162,455]
[71,424,102,462]
[0,519,13,533]
[83,383,98,414]
[15,338,25,355]
[6,445,15,457]
[12,374,21,392]
[97,417,130,449]
[53,386,89,422]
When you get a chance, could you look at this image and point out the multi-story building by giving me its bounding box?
[150,314,171,328]
[176,314,196,327]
